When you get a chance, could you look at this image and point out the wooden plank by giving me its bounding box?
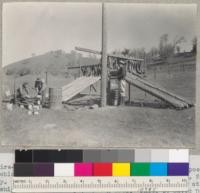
[127,73,193,106]
[62,78,93,98]
[126,77,186,109]
[62,79,89,97]
[62,77,86,91]
[62,78,100,101]
[62,77,99,95]
[61,76,100,102]
[125,73,192,109]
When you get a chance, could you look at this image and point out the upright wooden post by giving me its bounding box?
[101,3,107,107]
[45,71,48,85]
[13,77,16,104]
[128,83,131,103]
[144,53,147,77]
[79,65,81,77]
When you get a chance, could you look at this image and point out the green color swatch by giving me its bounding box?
[130,163,150,176]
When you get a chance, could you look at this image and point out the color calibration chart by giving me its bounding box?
[12,149,189,192]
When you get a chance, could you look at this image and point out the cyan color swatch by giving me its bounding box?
[150,163,167,176]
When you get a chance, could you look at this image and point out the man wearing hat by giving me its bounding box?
[34,78,46,106]
[35,78,44,95]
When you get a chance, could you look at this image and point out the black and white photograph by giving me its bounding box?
[0,2,197,147]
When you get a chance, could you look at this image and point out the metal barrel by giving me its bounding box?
[48,88,62,110]
[108,77,120,106]
[109,89,120,106]
[113,89,120,106]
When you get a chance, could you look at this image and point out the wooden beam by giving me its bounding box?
[75,47,101,55]
[68,64,100,69]
[101,3,107,107]
[75,46,144,62]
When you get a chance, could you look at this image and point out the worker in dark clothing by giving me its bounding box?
[35,78,46,106]
[35,78,44,95]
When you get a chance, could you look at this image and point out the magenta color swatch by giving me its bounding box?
[74,163,93,176]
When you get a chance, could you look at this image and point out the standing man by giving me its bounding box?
[35,78,46,105]
[118,64,126,105]
[35,78,44,95]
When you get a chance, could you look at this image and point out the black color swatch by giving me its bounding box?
[14,163,34,176]
[15,150,33,163]
[33,150,83,162]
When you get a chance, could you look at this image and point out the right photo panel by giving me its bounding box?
[106,3,197,147]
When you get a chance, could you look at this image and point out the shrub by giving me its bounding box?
[6,69,15,76]
[18,68,31,76]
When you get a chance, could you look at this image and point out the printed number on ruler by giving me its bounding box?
[12,176,188,192]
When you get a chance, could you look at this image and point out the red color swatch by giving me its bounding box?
[93,163,112,176]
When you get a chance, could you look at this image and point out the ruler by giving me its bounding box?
[12,176,188,192]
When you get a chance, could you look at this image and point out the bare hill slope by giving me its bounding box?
[4,50,99,76]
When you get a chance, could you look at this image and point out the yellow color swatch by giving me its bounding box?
[112,163,130,176]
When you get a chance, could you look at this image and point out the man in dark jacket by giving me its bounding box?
[35,78,45,95]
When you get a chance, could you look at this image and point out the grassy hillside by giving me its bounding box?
[3,50,99,77]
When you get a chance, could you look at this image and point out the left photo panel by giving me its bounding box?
[1,2,102,147]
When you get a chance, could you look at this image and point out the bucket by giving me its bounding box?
[49,88,62,110]
[6,103,13,111]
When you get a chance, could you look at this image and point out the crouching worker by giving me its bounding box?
[16,82,31,102]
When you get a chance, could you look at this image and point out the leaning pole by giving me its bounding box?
[101,3,107,107]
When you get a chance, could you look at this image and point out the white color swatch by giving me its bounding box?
[169,149,189,162]
[54,163,74,176]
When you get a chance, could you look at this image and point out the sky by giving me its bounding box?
[2,3,102,66]
[107,3,197,53]
[2,3,197,66]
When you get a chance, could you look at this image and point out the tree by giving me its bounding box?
[191,37,197,53]
[149,47,159,57]
[6,69,15,76]
[18,68,31,76]
[173,36,185,54]
[176,46,180,53]
[173,36,185,47]
[158,34,184,58]
[121,48,130,56]
[159,34,169,58]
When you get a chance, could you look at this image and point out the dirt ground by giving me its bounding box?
[0,67,196,148]
[1,104,195,148]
